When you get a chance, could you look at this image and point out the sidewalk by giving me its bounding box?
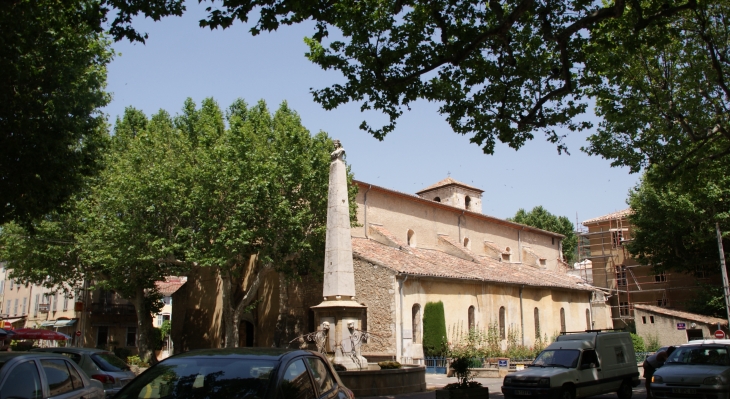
[359,374,649,399]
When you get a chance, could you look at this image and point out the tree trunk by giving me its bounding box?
[220,264,271,348]
[132,286,158,365]
[274,273,289,348]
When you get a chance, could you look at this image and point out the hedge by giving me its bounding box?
[423,301,448,357]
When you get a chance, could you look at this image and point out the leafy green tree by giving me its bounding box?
[100,0,699,160]
[626,161,730,278]
[423,301,448,357]
[687,283,726,318]
[584,1,730,179]
[508,206,577,265]
[1,0,112,225]
[175,98,343,347]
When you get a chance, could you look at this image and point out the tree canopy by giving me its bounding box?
[1,97,352,356]
[508,206,577,264]
[97,0,724,172]
[626,161,729,278]
[1,0,112,225]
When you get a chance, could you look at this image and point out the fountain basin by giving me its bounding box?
[338,364,426,397]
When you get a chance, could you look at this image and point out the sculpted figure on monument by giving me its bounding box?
[331,140,345,162]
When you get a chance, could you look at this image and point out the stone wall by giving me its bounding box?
[353,257,397,357]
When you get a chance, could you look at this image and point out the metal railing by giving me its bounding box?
[425,357,448,374]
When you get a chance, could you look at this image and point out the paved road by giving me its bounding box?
[360,374,648,399]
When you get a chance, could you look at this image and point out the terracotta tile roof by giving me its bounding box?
[582,208,633,225]
[633,304,728,327]
[351,237,593,292]
[416,177,484,194]
[155,277,187,296]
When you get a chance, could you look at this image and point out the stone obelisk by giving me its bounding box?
[312,140,367,370]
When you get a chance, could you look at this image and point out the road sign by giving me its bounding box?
[677,322,686,330]
[75,330,81,337]
[715,330,726,339]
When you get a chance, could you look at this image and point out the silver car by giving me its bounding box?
[32,347,136,397]
[0,352,104,399]
[650,340,730,399]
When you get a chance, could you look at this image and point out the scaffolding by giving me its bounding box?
[576,211,676,327]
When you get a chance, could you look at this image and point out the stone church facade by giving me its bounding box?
[170,178,608,361]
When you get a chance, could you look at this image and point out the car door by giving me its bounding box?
[277,358,317,399]
[305,357,339,399]
[0,359,44,399]
[40,358,93,399]
[575,349,601,398]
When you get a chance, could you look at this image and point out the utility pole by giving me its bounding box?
[715,223,730,330]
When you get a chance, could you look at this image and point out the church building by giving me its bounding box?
[170,177,609,361]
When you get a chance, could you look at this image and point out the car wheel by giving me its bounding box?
[560,385,576,399]
[617,380,633,399]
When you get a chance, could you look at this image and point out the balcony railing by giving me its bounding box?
[90,303,136,316]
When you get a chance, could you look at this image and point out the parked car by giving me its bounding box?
[650,340,730,399]
[114,348,355,399]
[31,347,136,397]
[0,352,105,399]
[502,331,640,399]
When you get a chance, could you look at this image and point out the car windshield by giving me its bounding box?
[666,346,730,366]
[92,352,131,372]
[115,357,277,399]
[533,349,580,368]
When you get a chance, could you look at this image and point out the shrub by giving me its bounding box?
[645,334,661,352]
[423,301,448,357]
[378,361,401,369]
[126,355,150,368]
[630,333,646,353]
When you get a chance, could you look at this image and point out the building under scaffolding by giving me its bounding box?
[577,209,714,329]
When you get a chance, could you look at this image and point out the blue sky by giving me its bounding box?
[103,1,640,224]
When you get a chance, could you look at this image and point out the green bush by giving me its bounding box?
[645,334,661,352]
[378,361,402,369]
[630,333,646,353]
[126,355,150,368]
[423,301,448,357]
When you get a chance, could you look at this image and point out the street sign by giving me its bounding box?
[75,330,81,337]
[677,322,686,330]
[715,330,726,339]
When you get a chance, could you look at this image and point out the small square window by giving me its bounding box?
[650,316,655,323]
[642,316,646,324]
[501,254,510,262]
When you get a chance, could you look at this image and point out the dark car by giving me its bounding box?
[113,348,355,399]
[31,347,136,397]
[0,352,105,399]
[650,341,730,399]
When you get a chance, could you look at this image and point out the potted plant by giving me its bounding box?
[436,326,489,399]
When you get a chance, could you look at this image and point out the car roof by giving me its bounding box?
[0,352,70,361]
[683,339,730,346]
[32,347,112,355]
[175,348,315,360]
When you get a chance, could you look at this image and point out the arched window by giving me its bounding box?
[534,308,540,338]
[433,197,441,202]
[468,306,475,330]
[463,237,470,248]
[465,196,471,210]
[412,304,421,343]
[499,306,506,339]
[586,309,591,330]
[407,229,416,247]
[560,308,566,332]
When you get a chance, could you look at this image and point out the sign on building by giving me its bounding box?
[677,322,686,330]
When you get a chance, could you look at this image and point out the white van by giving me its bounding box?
[502,331,641,399]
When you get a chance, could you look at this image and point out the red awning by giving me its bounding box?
[12,328,69,340]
